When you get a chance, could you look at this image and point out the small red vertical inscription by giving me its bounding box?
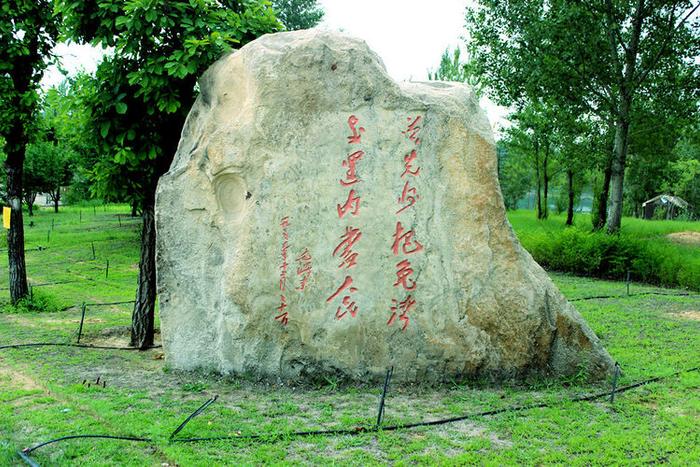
[388,115,424,331]
[276,216,290,325]
[296,248,312,291]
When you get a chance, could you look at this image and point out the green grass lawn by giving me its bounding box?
[0,205,699,465]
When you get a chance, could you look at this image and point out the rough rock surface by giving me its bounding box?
[156,29,614,383]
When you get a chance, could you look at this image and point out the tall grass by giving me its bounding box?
[508,210,700,291]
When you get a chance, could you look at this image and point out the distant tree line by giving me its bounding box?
[431,1,699,226]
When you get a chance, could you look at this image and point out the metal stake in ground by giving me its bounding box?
[105,260,109,279]
[626,271,631,296]
[80,210,82,223]
[118,214,121,227]
[376,366,394,429]
[77,302,87,344]
[47,230,50,243]
[91,242,96,260]
[610,362,621,404]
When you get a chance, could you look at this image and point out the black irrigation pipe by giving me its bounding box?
[21,434,153,455]
[15,365,700,466]
[172,365,700,443]
[169,395,219,440]
[570,290,699,302]
[0,342,161,351]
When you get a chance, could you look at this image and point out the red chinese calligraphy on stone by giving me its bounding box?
[279,217,289,291]
[275,295,289,325]
[402,115,422,145]
[396,181,418,214]
[326,275,359,319]
[337,189,361,218]
[387,295,416,330]
[347,115,365,144]
[401,149,420,178]
[390,221,423,256]
[326,275,357,302]
[336,295,359,319]
[340,150,364,186]
[394,259,417,291]
[333,226,362,269]
[296,248,312,291]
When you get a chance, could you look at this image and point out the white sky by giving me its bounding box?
[42,0,509,130]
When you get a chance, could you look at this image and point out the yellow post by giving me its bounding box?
[3,206,10,229]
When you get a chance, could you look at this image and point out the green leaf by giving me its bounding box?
[115,102,127,114]
[100,121,110,138]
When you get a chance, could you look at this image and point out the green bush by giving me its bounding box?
[519,225,700,291]
[1,289,62,313]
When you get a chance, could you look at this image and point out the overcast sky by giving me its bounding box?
[42,0,508,129]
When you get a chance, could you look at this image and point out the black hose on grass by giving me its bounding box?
[17,365,698,467]
[171,365,700,443]
[169,395,219,440]
[21,434,153,455]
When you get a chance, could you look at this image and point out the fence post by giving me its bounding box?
[105,259,109,279]
[77,302,87,343]
[376,366,394,429]
[610,362,621,404]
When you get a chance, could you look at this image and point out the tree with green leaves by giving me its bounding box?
[272,0,324,30]
[428,47,484,96]
[496,137,533,211]
[24,141,74,214]
[0,1,59,303]
[59,0,281,348]
[466,0,700,233]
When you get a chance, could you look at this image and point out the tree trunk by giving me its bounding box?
[5,158,29,304]
[131,200,138,217]
[534,137,543,219]
[607,107,631,233]
[24,192,36,217]
[566,169,575,226]
[130,202,156,349]
[593,157,613,231]
[542,143,549,220]
[52,187,60,213]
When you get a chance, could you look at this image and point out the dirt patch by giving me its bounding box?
[667,231,700,246]
[0,364,42,390]
[81,326,162,348]
[674,310,700,321]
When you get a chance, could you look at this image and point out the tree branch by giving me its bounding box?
[635,1,700,88]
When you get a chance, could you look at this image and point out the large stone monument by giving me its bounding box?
[156,29,614,383]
